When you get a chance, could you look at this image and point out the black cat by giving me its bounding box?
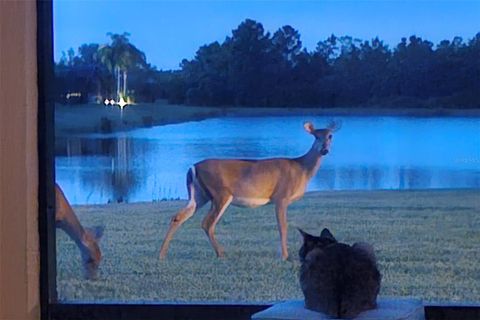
[298,228,381,319]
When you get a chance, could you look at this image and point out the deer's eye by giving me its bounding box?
[328,135,333,140]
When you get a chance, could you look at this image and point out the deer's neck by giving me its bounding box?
[296,144,324,179]
[58,217,88,248]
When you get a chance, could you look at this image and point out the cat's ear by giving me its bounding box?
[320,228,336,242]
[298,228,315,241]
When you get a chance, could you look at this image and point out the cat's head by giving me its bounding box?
[298,228,337,262]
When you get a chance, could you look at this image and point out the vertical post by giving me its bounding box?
[116,66,121,101]
[37,1,58,319]
[123,70,127,98]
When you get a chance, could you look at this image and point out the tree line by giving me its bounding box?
[55,32,161,104]
[56,20,480,108]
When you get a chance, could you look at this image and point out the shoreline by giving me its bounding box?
[55,102,480,135]
[70,188,480,207]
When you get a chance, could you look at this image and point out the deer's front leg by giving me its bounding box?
[275,200,289,260]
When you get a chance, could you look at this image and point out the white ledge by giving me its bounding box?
[252,298,425,320]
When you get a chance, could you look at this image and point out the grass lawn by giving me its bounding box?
[57,189,480,304]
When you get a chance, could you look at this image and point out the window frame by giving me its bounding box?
[37,1,480,319]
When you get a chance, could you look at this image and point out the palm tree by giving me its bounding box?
[98,32,147,100]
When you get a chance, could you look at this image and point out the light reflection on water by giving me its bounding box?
[55,116,480,204]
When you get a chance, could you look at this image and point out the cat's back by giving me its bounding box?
[300,243,380,319]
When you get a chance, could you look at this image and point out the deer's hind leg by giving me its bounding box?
[159,168,208,259]
[201,193,233,258]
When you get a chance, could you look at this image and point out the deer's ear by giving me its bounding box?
[86,226,105,241]
[327,120,342,132]
[304,122,315,133]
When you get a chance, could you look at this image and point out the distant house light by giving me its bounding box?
[66,92,82,99]
[118,97,128,109]
[104,98,129,108]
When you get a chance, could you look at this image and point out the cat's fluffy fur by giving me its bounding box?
[298,228,381,319]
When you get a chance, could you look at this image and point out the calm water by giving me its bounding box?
[56,116,480,204]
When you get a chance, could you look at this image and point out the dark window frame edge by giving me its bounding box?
[37,2,58,320]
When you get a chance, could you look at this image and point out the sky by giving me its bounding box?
[54,0,480,70]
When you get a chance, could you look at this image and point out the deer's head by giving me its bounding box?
[80,226,104,280]
[304,121,341,156]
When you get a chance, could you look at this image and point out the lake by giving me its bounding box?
[55,116,480,204]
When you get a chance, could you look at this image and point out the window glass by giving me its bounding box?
[54,0,480,304]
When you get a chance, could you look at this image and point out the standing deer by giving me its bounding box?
[55,183,104,279]
[159,121,339,260]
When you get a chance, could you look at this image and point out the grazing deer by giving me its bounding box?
[159,121,339,260]
[55,183,104,279]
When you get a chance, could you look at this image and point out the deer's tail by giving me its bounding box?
[188,165,211,204]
